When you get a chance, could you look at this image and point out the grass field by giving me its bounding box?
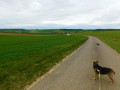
[0,35,88,90]
[80,31,120,53]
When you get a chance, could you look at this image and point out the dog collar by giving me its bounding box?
[96,68,102,72]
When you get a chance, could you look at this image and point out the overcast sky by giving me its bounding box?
[0,0,120,29]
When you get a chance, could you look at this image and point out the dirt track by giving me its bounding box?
[28,36,120,90]
[0,32,46,36]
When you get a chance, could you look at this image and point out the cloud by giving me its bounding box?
[0,0,120,29]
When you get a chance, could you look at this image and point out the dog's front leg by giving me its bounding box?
[93,73,98,80]
[93,69,98,80]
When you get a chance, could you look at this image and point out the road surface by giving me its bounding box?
[28,36,120,90]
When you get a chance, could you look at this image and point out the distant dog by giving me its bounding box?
[96,43,100,45]
[92,60,115,84]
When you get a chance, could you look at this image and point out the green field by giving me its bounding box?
[0,35,88,90]
[80,31,120,53]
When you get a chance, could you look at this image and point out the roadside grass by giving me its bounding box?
[0,35,88,90]
[80,31,120,53]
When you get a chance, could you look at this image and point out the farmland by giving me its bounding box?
[0,30,56,35]
[0,29,83,35]
[0,34,88,90]
[1,30,120,90]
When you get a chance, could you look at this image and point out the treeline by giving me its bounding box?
[60,29,83,31]
[95,29,120,31]
[59,29,120,31]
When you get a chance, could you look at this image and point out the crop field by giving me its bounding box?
[80,31,120,53]
[0,34,88,90]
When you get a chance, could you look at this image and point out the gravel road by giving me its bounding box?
[28,36,120,90]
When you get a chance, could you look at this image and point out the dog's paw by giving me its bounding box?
[110,81,114,85]
[110,82,114,85]
[93,78,96,80]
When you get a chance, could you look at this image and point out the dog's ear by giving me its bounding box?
[96,61,98,63]
[92,60,95,63]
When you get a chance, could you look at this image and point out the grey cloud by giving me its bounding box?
[0,0,120,28]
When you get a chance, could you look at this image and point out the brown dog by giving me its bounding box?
[92,60,115,84]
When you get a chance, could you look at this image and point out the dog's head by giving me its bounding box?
[92,60,98,65]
